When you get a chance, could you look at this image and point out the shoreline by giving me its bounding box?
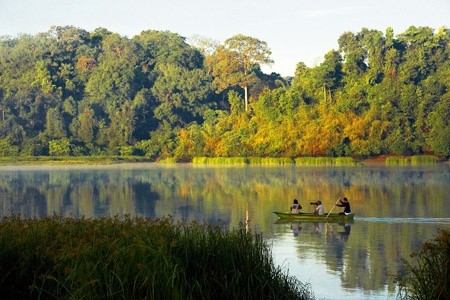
[0,155,447,167]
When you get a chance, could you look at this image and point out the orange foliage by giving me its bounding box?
[76,56,96,72]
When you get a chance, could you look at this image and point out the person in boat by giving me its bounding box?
[313,200,324,215]
[337,197,351,215]
[290,199,302,214]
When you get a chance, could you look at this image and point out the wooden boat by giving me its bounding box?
[273,211,354,222]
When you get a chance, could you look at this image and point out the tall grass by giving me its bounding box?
[386,155,439,165]
[0,215,313,300]
[193,156,356,166]
[192,157,248,164]
[247,157,295,165]
[0,155,152,165]
[386,156,409,165]
[295,157,356,165]
[396,229,450,300]
[410,155,437,165]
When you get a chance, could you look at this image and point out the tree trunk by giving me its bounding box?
[244,85,248,112]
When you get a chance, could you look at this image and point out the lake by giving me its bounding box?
[0,163,448,299]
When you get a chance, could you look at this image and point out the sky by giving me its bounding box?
[1,0,449,76]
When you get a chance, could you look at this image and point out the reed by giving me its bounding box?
[386,156,409,165]
[0,215,313,299]
[192,157,248,165]
[386,155,439,165]
[410,155,437,165]
[158,157,178,164]
[247,157,295,165]
[295,157,356,165]
[396,229,450,300]
[334,157,356,165]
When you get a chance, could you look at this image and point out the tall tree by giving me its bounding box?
[207,34,273,111]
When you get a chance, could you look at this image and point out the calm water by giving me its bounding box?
[0,163,449,299]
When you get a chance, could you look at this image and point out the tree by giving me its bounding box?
[207,34,273,111]
[151,64,213,127]
[311,50,343,104]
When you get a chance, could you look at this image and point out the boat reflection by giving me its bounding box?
[290,222,302,236]
[276,220,353,241]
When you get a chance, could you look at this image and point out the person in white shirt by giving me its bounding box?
[313,200,324,215]
[290,199,302,214]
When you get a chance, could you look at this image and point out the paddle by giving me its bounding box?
[326,197,341,219]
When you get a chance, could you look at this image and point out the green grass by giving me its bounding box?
[0,155,153,165]
[295,157,357,166]
[386,155,439,165]
[386,156,409,165]
[410,155,437,165]
[193,156,356,166]
[396,229,450,300]
[0,215,313,300]
[192,157,249,164]
[247,157,295,165]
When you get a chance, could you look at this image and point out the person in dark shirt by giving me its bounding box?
[337,197,351,215]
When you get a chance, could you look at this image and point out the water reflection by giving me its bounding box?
[0,163,449,299]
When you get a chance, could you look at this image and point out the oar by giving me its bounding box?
[326,197,341,219]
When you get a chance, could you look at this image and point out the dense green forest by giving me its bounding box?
[0,25,448,160]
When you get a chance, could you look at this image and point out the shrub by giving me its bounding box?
[396,229,450,300]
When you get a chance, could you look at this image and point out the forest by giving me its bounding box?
[0,25,448,160]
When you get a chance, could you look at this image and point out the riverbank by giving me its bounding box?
[0,156,153,166]
[0,155,446,166]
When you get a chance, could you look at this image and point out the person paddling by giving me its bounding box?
[337,197,351,215]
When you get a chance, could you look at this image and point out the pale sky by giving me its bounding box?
[1,0,448,76]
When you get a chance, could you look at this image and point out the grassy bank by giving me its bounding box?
[192,156,358,165]
[385,155,439,165]
[0,215,313,299]
[0,155,445,166]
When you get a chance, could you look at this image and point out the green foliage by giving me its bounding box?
[410,155,437,164]
[192,156,355,166]
[396,229,450,300]
[0,215,313,299]
[0,26,448,159]
[247,157,295,165]
[49,138,72,156]
[294,157,356,165]
[192,157,248,164]
[386,156,409,165]
[0,137,20,156]
[386,155,438,165]
[207,34,273,111]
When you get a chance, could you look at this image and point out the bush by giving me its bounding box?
[0,137,20,156]
[396,229,450,300]
[48,138,72,156]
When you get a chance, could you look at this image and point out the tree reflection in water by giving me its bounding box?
[0,164,448,299]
